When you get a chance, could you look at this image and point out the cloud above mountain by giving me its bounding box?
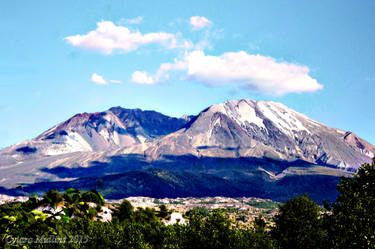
[65,21,184,54]
[91,73,107,84]
[131,50,323,95]
[190,16,212,30]
[90,73,121,85]
[109,79,122,84]
[67,17,322,95]
[131,71,154,84]
[117,16,143,25]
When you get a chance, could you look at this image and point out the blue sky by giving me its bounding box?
[0,0,374,148]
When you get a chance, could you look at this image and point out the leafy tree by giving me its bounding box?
[0,189,278,249]
[232,227,276,249]
[81,190,105,206]
[42,189,63,208]
[182,208,276,249]
[253,215,266,232]
[65,219,151,249]
[133,207,164,248]
[272,194,328,249]
[157,204,169,218]
[62,188,81,204]
[185,207,209,217]
[328,158,375,248]
[112,200,134,222]
[133,207,158,224]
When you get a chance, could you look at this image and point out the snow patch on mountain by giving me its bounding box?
[141,99,375,171]
[44,132,93,155]
[205,99,317,138]
[257,101,310,136]
[235,100,266,129]
[207,100,266,131]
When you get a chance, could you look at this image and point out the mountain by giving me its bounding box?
[0,99,374,202]
[0,107,189,157]
[132,99,374,171]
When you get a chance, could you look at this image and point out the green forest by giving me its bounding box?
[1,158,375,249]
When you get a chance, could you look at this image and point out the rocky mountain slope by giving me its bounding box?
[0,107,189,159]
[123,99,374,171]
[0,99,374,202]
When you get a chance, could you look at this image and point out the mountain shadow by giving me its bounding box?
[0,154,348,203]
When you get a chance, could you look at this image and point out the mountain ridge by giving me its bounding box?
[0,99,374,202]
[1,99,374,171]
[1,107,190,157]
[120,99,374,171]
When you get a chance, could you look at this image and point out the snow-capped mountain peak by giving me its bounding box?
[142,99,375,171]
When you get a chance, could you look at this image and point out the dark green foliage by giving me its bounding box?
[271,159,375,249]
[272,195,328,249]
[157,204,168,218]
[42,189,63,208]
[232,227,276,249]
[179,209,276,249]
[327,158,375,248]
[132,207,164,248]
[254,215,266,232]
[246,200,278,210]
[185,206,209,217]
[63,219,151,249]
[81,190,105,206]
[182,209,233,249]
[0,190,277,249]
[112,199,134,222]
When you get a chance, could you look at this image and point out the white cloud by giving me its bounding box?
[65,21,180,54]
[91,73,107,85]
[131,58,187,84]
[190,16,212,30]
[90,74,122,85]
[131,71,155,84]
[132,50,323,95]
[118,16,143,25]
